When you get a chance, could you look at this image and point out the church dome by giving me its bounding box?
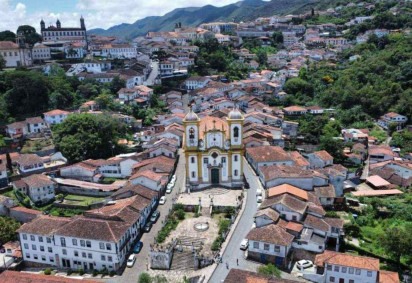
[228,107,243,119]
[184,108,199,121]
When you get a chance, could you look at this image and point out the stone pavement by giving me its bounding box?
[177,188,242,207]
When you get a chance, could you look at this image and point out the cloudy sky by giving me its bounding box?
[1,0,242,32]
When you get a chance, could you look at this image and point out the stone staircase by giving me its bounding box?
[201,206,211,217]
[177,236,205,248]
[170,250,195,270]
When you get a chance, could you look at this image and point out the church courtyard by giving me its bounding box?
[176,187,243,207]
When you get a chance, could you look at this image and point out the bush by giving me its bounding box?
[218,219,231,234]
[173,203,185,211]
[67,268,73,276]
[211,235,224,251]
[175,209,185,220]
[44,268,52,275]
[92,269,99,277]
[109,270,116,277]
[138,272,152,283]
[194,211,200,218]
[257,263,281,278]
[78,268,85,275]
[100,268,108,277]
[344,223,361,238]
[325,211,339,218]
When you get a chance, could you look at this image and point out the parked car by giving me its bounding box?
[240,239,249,250]
[256,189,262,196]
[159,196,166,205]
[166,187,172,194]
[133,241,143,254]
[144,222,152,232]
[296,259,313,269]
[127,254,136,267]
[150,211,160,223]
[167,182,174,190]
[171,174,176,182]
[256,196,263,203]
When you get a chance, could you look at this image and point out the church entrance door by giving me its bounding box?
[211,168,219,184]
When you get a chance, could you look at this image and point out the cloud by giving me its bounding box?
[2,0,242,33]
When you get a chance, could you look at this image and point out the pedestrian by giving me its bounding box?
[236,258,239,266]
[226,262,229,269]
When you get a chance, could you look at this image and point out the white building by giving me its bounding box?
[32,43,51,61]
[378,112,408,131]
[183,108,244,189]
[101,44,137,59]
[13,174,55,204]
[184,76,211,90]
[43,109,70,125]
[41,17,87,45]
[0,41,32,67]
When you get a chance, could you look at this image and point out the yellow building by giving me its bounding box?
[183,108,244,190]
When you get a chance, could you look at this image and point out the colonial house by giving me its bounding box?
[378,112,408,131]
[245,146,294,173]
[43,109,70,125]
[13,174,56,204]
[15,154,45,175]
[0,159,9,188]
[307,150,334,169]
[129,170,165,192]
[184,76,211,90]
[368,145,395,164]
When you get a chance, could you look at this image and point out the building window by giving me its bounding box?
[80,240,85,247]
[253,242,259,249]
[349,280,354,283]
[334,266,339,272]
[355,269,361,275]
[86,241,91,248]
[349,267,354,274]
[234,170,238,176]
[367,271,372,277]
[72,239,77,246]
[40,246,44,252]
[101,255,106,261]
[60,237,66,247]
[233,126,239,138]
[108,256,113,262]
[99,242,105,250]
[74,251,79,257]
[30,235,35,241]
[274,246,280,252]
[88,253,92,259]
[342,267,347,273]
[26,253,30,258]
[191,157,195,163]
[82,252,86,258]
[327,265,332,271]
[204,158,208,164]
[46,237,51,244]
[189,127,195,139]
[234,155,238,162]
[264,243,270,251]
[32,245,36,250]
[22,234,27,240]
[34,254,38,260]
[62,249,67,255]
[41,255,46,261]
[48,247,52,253]
[191,171,196,178]
[106,243,111,250]
[329,277,335,283]
[39,236,43,242]
[24,243,28,249]
[221,157,226,163]
[50,257,54,262]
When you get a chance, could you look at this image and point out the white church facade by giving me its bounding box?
[183,108,244,190]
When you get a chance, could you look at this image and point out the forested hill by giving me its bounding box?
[283,32,412,128]
[88,0,339,39]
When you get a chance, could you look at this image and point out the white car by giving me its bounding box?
[240,239,249,250]
[171,175,176,183]
[166,187,172,194]
[256,189,262,196]
[256,196,263,203]
[159,196,166,205]
[296,259,313,269]
[127,254,136,267]
[167,182,174,190]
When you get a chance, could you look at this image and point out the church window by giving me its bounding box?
[221,157,226,163]
[203,158,208,164]
[212,152,218,159]
[191,171,196,178]
[234,170,238,176]
[234,126,239,138]
[234,155,238,162]
[189,127,195,139]
[191,157,195,163]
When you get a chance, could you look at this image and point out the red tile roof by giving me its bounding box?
[43,109,70,116]
[379,270,400,283]
[352,189,403,197]
[0,270,99,283]
[314,150,333,161]
[267,184,308,201]
[224,268,299,283]
[246,146,291,163]
[315,250,380,271]
[246,223,294,246]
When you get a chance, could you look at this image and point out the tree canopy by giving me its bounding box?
[53,114,126,163]
[16,25,42,45]
[0,217,20,244]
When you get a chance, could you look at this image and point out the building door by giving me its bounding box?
[211,168,219,184]
[89,263,94,270]
[260,253,267,264]
[339,279,344,283]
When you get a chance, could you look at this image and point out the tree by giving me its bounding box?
[380,226,412,263]
[4,71,50,118]
[16,25,41,45]
[319,136,345,164]
[138,273,152,283]
[284,78,314,97]
[0,217,21,244]
[109,76,125,94]
[53,114,126,163]
[257,263,281,278]
[0,54,5,70]
[256,49,268,66]
[0,30,16,42]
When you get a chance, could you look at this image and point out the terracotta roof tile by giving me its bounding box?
[379,270,400,283]
[254,207,279,222]
[246,146,291,163]
[224,268,299,283]
[246,224,294,246]
[315,250,380,271]
[267,184,309,201]
[17,215,70,235]
[314,150,333,161]
[0,271,99,283]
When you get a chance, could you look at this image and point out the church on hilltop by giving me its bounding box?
[40,17,87,45]
[183,108,245,190]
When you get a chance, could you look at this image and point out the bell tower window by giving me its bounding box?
[234,126,239,138]
[189,127,195,139]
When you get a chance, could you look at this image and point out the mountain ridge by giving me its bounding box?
[88,0,335,39]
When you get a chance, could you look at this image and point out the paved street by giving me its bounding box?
[144,60,159,86]
[104,149,186,283]
[209,158,261,282]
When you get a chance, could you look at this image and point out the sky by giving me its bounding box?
[1,0,242,32]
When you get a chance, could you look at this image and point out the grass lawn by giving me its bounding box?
[63,194,105,206]
[370,126,388,143]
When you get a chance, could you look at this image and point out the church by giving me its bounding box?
[40,17,87,45]
[183,108,244,190]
